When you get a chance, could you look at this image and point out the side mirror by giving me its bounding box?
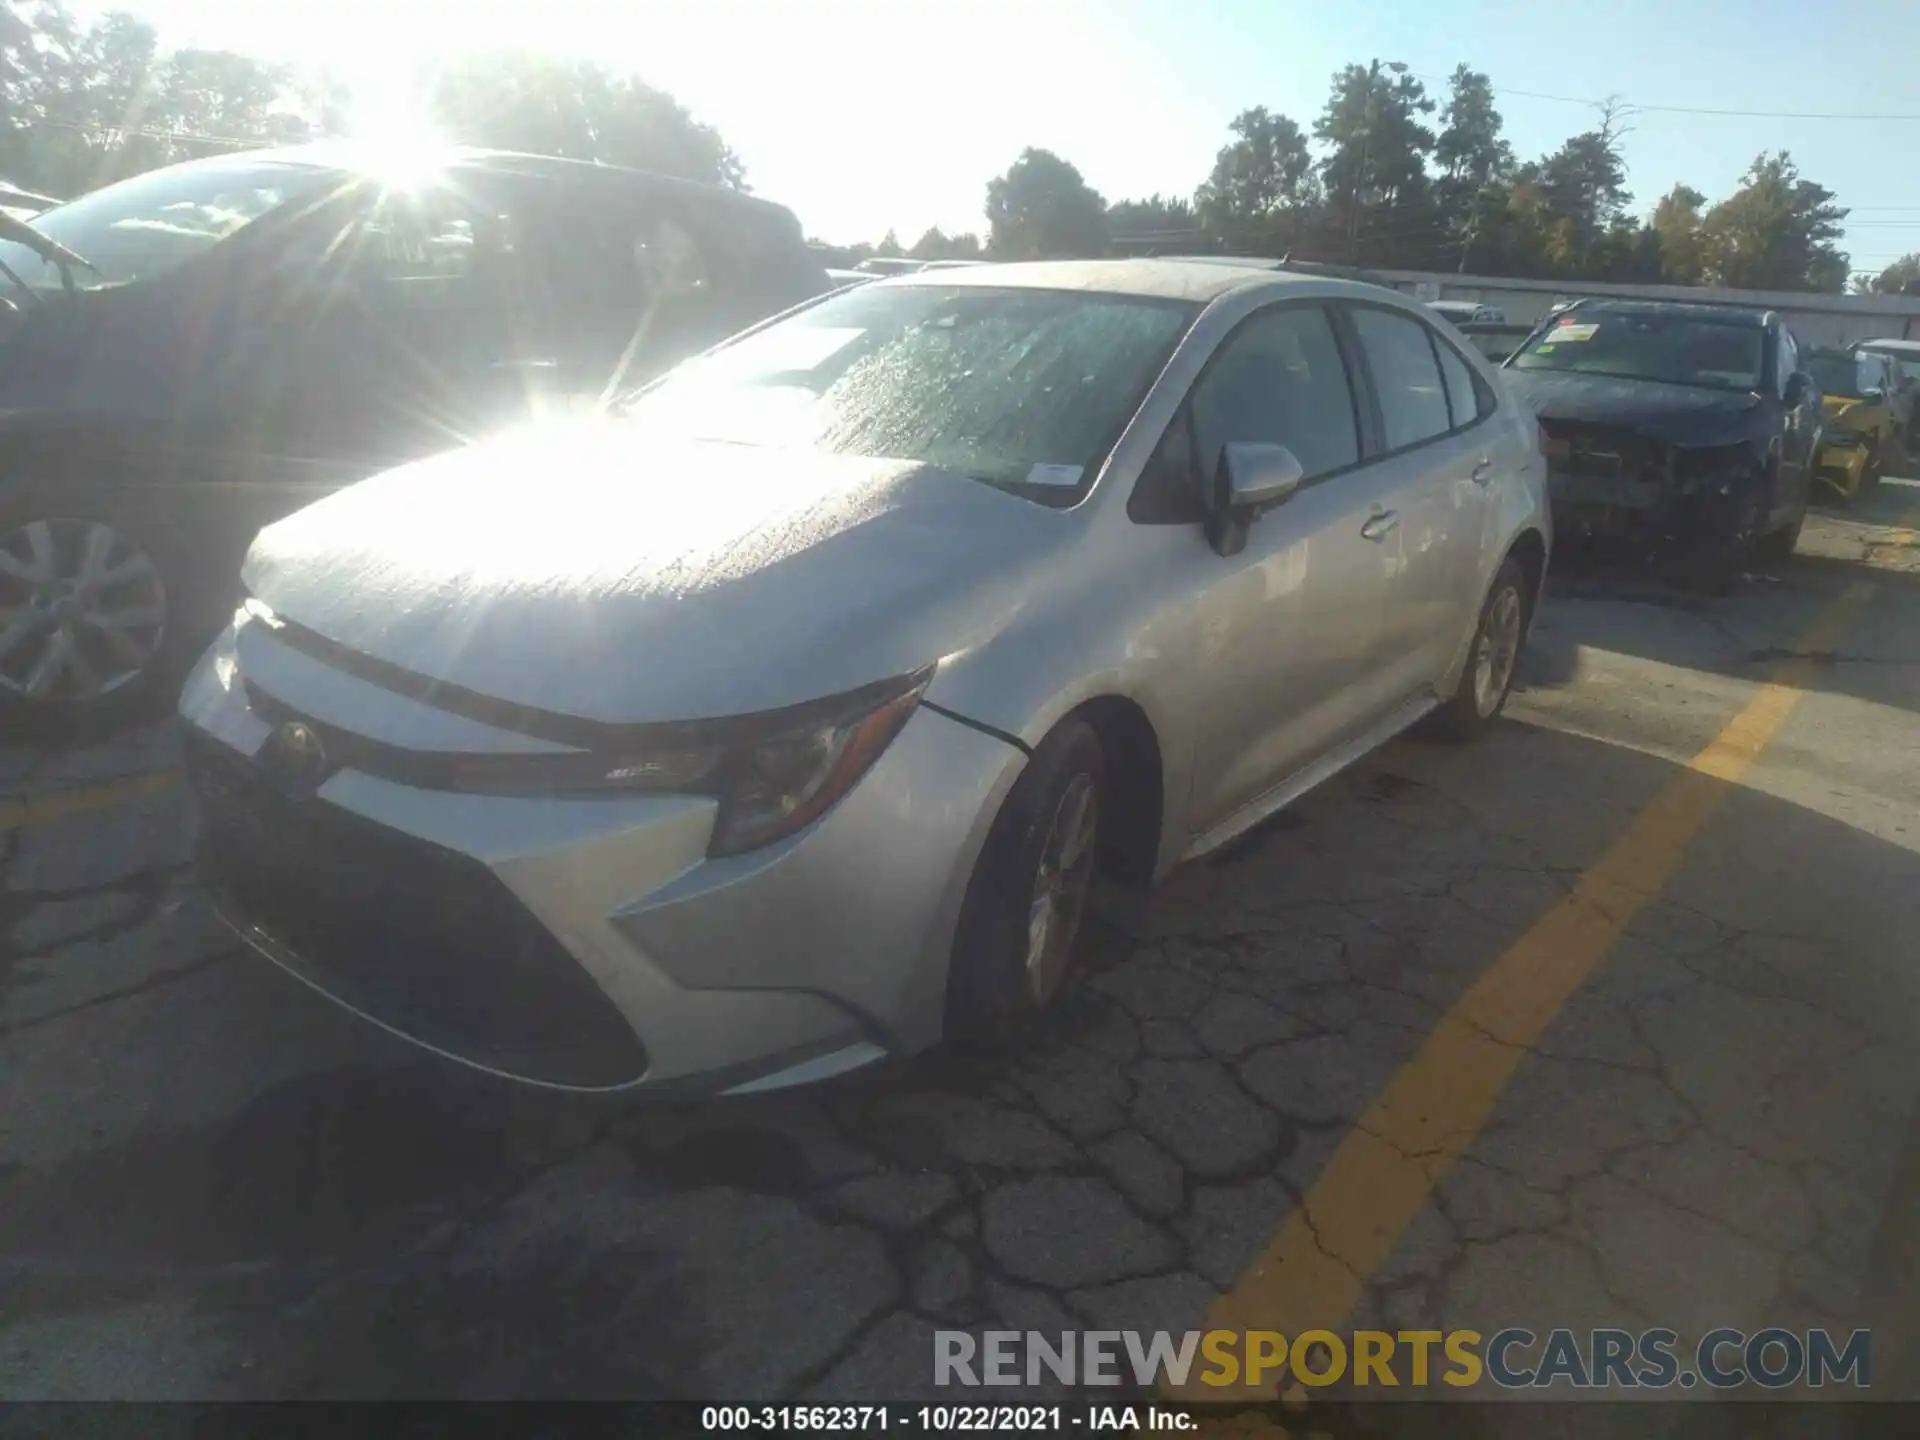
[1205,442,1304,556]
[1783,372,1814,406]
[1219,442,1305,511]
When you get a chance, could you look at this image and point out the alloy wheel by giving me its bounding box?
[1472,585,1523,719]
[1024,772,1099,1004]
[0,517,167,703]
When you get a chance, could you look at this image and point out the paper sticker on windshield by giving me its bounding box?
[1025,463,1085,487]
[1553,323,1599,342]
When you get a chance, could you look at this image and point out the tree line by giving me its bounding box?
[868,63,1920,298]
[5,8,1917,298]
[0,1,741,198]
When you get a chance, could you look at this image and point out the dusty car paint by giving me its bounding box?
[241,425,1075,726]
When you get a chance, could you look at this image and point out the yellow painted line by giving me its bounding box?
[0,770,176,834]
[1173,573,1881,1402]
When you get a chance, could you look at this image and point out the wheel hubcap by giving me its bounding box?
[0,517,167,703]
[1024,773,1100,1004]
[1472,585,1523,718]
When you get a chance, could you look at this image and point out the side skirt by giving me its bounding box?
[1179,690,1440,866]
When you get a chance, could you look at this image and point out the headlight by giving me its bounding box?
[446,667,935,856]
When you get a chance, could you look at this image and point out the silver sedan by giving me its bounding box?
[179,260,1549,1094]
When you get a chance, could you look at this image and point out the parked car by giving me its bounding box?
[1503,300,1818,586]
[825,268,875,288]
[181,258,1549,1095]
[1456,321,1536,365]
[1852,337,1920,454]
[1429,300,1505,325]
[853,256,924,277]
[1806,347,1898,499]
[0,143,830,730]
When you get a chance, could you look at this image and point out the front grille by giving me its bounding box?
[1539,420,1671,516]
[187,730,648,1089]
[1539,421,1669,481]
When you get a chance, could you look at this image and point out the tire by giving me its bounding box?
[0,479,234,743]
[945,718,1105,1050]
[1429,558,1528,743]
[1753,506,1805,565]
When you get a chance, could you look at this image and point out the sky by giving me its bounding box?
[81,0,1920,278]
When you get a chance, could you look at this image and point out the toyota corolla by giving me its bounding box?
[179,260,1549,1095]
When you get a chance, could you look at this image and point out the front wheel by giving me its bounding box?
[0,489,216,741]
[1428,558,1528,743]
[1753,506,1805,565]
[945,719,1105,1050]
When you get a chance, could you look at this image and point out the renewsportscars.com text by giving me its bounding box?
[934,1327,1871,1390]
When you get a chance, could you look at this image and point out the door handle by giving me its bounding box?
[1470,456,1494,485]
[1361,509,1399,542]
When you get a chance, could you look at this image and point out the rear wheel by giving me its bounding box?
[1429,558,1528,743]
[946,719,1105,1049]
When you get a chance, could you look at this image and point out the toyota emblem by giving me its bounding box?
[259,720,330,798]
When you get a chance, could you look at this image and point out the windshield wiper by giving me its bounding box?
[0,211,99,298]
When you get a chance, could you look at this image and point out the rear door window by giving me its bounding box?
[1432,334,1488,430]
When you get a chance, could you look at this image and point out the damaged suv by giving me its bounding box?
[1504,301,1819,587]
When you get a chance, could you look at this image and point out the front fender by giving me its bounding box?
[925,585,1202,881]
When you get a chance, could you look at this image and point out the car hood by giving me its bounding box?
[1503,369,1764,446]
[242,421,1073,727]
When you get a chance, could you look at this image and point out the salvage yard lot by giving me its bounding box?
[5,484,1920,1409]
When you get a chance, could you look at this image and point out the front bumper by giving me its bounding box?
[1816,440,1870,496]
[178,623,1025,1094]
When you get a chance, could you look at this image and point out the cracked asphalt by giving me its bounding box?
[4,481,1920,1420]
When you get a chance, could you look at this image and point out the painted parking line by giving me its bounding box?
[1175,572,1881,1402]
[0,770,177,834]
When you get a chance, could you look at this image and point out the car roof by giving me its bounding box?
[1855,337,1920,353]
[151,142,795,218]
[879,257,1394,304]
[1573,298,1769,327]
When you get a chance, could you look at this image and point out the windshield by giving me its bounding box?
[1510,311,1767,392]
[1808,354,1867,399]
[0,157,343,295]
[623,284,1198,500]
[1859,347,1920,383]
